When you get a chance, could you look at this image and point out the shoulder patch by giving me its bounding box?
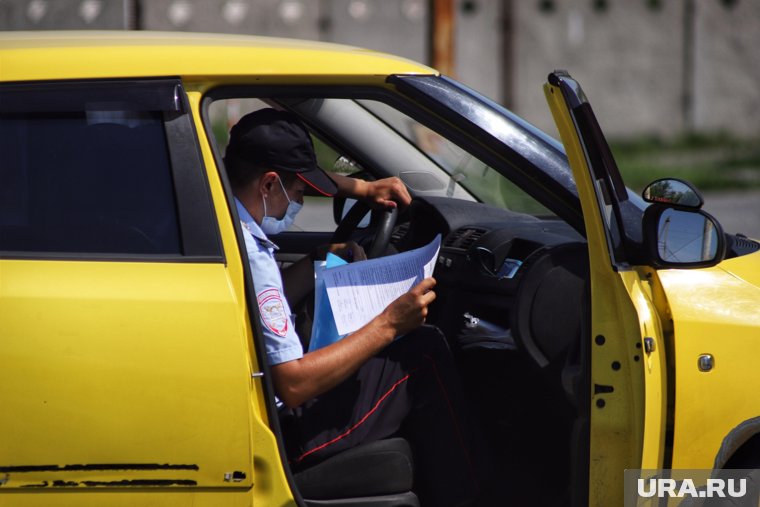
[257,288,289,337]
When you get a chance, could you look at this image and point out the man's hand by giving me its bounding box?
[331,174,412,210]
[362,177,411,210]
[271,277,435,408]
[380,277,437,336]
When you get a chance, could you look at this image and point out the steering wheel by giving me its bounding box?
[331,200,398,259]
[509,243,588,368]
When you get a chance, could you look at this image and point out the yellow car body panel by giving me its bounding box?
[660,252,760,469]
[187,89,297,507]
[0,260,256,499]
[544,80,668,505]
[623,267,669,472]
[0,88,301,507]
[0,32,431,505]
[0,31,434,84]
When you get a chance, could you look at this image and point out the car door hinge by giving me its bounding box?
[644,337,656,354]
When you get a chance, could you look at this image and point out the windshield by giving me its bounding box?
[400,76,650,212]
[210,76,646,235]
[390,75,594,231]
[356,99,553,216]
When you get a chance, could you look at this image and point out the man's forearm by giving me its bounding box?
[328,173,411,209]
[270,277,434,408]
[271,314,397,408]
[329,172,368,199]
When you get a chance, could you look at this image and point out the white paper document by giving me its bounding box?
[323,234,441,336]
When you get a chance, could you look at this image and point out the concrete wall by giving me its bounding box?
[0,0,129,29]
[139,0,320,39]
[2,0,758,140]
[511,0,760,140]
[693,0,760,136]
[512,0,685,138]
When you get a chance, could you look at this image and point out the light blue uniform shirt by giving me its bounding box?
[236,198,304,366]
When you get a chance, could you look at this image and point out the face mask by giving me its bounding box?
[260,176,303,236]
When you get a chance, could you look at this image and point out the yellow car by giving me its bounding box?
[1,31,759,507]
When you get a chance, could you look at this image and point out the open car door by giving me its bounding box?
[544,71,669,505]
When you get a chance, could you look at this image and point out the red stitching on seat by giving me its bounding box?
[423,353,480,494]
[293,373,412,464]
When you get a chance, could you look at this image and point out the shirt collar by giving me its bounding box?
[235,197,279,250]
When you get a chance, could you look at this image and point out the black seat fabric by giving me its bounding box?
[294,438,415,500]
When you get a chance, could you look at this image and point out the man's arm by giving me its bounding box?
[330,173,412,209]
[271,277,436,409]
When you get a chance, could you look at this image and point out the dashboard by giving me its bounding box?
[391,196,587,365]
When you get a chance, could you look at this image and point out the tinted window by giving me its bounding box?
[0,82,182,256]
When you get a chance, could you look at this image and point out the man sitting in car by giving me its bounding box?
[225,108,489,506]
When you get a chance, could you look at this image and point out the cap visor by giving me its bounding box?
[297,167,338,197]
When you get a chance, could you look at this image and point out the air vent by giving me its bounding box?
[444,228,487,250]
[732,236,760,254]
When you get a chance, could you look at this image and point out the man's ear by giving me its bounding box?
[258,171,279,195]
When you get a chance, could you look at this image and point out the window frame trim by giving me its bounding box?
[0,78,223,263]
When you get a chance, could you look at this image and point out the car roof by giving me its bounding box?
[0,31,436,83]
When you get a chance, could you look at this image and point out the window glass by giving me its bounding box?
[209,100,362,233]
[0,84,181,255]
[208,93,553,232]
[357,100,553,216]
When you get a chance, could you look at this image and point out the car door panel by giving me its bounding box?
[544,72,668,505]
[0,261,254,490]
[0,80,257,503]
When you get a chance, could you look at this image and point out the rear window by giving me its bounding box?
[0,81,182,256]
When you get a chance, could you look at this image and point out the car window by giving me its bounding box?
[208,89,554,232]
[357,99,553,216]
[0,81,182,256]
[298,140,362,233]
[209,99,362,233]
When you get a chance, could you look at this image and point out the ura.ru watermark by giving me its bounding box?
[625,469,757,506]
[638,477,745,498]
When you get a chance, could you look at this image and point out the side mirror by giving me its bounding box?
[642,178,704,209]
[643,205,725,268]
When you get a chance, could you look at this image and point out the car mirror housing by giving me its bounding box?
[643,204,726,268]
[642,178,704,209]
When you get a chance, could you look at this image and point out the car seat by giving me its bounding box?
[293,437,419,506]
